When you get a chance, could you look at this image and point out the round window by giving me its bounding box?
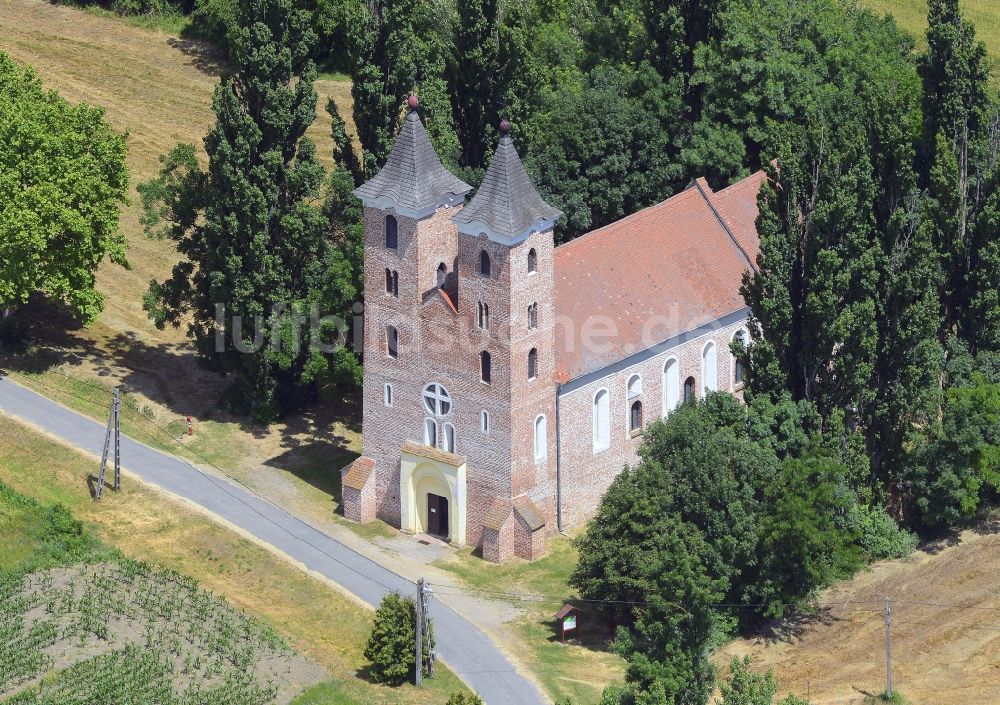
[422,383,452,416]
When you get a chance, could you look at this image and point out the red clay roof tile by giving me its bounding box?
[553,170,765,381]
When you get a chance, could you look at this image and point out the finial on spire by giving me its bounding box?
[407,94,419,111]
[499,119,511,136]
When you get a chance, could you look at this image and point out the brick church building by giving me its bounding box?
[341,96,766,562]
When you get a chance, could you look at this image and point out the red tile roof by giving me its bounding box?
[553,170,765,382]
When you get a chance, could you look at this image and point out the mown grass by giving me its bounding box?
[861,0,1000,85]
[434,535,626,705]
[0,413,470,705]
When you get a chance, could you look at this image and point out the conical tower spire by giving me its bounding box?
[354,96,471,217]
[453,120,561,243]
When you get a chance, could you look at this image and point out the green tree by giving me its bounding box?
[741,115,881,426]
[747,449,861,618]
[140,0,359,421]
[447,0,503,171]
[364,593,432,686]
[687,0,919,188]
[717,657,777,705]
[348,0,459,175]
[0,52,128,333]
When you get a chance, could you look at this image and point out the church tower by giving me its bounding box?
[343,102,560,561]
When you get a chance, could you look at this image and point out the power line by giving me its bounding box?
[2,372,411,594]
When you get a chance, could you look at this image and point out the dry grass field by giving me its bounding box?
[716,522,1000,705]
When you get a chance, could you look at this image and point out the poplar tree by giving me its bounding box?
[142,0,359,422]
[348,0,459,175]
[918,0,1000,353]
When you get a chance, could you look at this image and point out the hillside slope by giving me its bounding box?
[717,523,1000,705]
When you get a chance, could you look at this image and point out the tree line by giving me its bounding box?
[568,1,1000,703]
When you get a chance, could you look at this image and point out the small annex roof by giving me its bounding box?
[553,170,766,383]
[354,96,471,217]
[400,440,466,467]
[453,120,561,243]
[482,498,513,531]
[342,456,376,491]
[512,497,546,531]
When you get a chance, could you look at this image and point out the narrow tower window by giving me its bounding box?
[528,302,538,329]
[385,215,398,249]
[478,301,490,330]
[480,410,490,433]
[386,326,399,358]
[480,350,492,384]
[384,383,394,407]
[479,250,491,276]
[423,418,437,447]
[527,248,537,274]
[528,348,538,380]
[385,268,398,297]
[437,262,447,288]
[684,376,696,403]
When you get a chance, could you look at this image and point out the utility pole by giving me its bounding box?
[423,580,434,678]
[95,386,122,500]
[884,596,893,698]
[415,578,424,686]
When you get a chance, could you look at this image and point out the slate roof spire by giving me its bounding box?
[353,95,471,217]
[453,120,562,243]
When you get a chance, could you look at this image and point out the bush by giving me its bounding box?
[187,0,236,53]
[445,694,484,705]
[849,504,918,560]
[363,593,432,686]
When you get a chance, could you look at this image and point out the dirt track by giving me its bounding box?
[717,524,1000,704]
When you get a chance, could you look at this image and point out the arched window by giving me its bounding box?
[480,410,490,433]
[534,415,547,462]
[385,215,398,249]
[477,301,490,330]
[593,389,610,452]
[423,418,437,447]
[684,376,696,403]
[386,326,399,358]
[527,248,537,273]
[422,383,452,416]
[702,341,718,393]
[443,423,456,453]
[437,262,447,288]
[385,268,398,297]
[627,374,642,399]
[630,400,643,433]
[662,358,679,414]
[480,350,492,384]
[383,383,394,407]
[732,330,747,388]
[527,302,538,329]
[528,348,538,380]
[479,250,491,276]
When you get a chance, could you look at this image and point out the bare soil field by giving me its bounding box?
[717,523,1000,705]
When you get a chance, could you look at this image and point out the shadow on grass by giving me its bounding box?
[167,35,228,77]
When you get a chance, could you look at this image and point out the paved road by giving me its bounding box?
[0,375,548,705]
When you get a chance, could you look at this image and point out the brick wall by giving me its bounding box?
[554,318,749,528]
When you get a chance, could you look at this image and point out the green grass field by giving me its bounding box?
[862,0,1000,62]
